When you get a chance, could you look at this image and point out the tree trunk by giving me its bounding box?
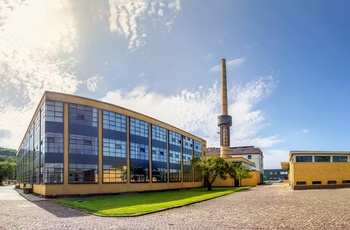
[207,182,212,191]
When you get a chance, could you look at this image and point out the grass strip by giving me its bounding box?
[52,187,248,216]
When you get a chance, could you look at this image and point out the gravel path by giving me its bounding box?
[1,184,349,230]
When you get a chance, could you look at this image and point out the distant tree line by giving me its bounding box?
[0,147,16,184]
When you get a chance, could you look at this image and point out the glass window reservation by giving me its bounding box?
[295,156,312,162]
[314,156,330,162]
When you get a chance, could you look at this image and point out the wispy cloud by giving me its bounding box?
[108,0,181,51]
[87,75,104,92]
[210,57,246,72]
[0,0,79,148]
[0,0,79,109]
[101,77,279,147]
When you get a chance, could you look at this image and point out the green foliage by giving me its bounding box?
[0,147,17,183]
[192,156,236,190]
[53,187,248,216]
[235,162,252,186]
[0,161,16,182]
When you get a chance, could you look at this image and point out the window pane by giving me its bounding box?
[295,156,312,162]
[314,156,330,162]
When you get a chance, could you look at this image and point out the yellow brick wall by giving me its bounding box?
[212,170,260,187]
[292,162,350,186]
[241,170,260,186]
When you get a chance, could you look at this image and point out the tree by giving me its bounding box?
[235,162,252,186]
[0,161,16,184]
[192,156,235,191]
[0,147,17,185]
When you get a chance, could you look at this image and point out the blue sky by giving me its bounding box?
[1,0,350,169]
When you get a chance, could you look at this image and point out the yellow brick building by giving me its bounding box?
[212,157,261,187]
[282,151,350,190]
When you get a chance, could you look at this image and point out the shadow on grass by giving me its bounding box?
[52,187,249,217]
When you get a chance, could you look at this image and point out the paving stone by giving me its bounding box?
[1,183,349,229]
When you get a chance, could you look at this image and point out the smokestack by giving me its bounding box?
[221,59,228,115]
[218,58,232,158]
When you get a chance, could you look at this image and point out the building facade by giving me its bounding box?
[263,169,288,181]
[16,91,206,197]
[207,146,263,185]
[207,146,264,173]
[283,151,350,190]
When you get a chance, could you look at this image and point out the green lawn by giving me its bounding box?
[53,187,248,216]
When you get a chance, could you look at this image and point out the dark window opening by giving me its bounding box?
[84,140,92,145]
[140,148,145,152]
[296,181,306,185]
[296,156,312,162]
[47,137,55,143]
[315,156,330,162]
[312,181,322,185]
[342,180,350,184]
[328,181,337,184]
[77,114,85,120]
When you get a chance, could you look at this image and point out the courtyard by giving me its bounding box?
[1,183,349,229]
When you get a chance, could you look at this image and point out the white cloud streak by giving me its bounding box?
[87,75,104,92]
[101,77,279,148]
[108,0,181,51]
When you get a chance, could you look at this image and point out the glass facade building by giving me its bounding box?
[16,92,206,197]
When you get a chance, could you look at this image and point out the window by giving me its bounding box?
[169,131,181,146]
[103,138,126,158]
[44,100,64,123]
[152,125,166,142]
[84,140,92,145]
[43,163,63,183]
[69,163,98,183]
[312,181,322,185]
[342,180,350,184]
[248,155,252,159]
[45,133,63,154]
[103,164,127,183]
[314,156,330,162]
[193,140,203,182]
[333,156,348,162]
[328,181,336,184]
[295,156,312,162]
[183,136,193,182]
[102,110,126,132]
[130,118,148,137]
[77,114,85,120]
[130,143,149,160]
[296,181,306,185]
[69,134,98,155]
[69,103,98,127]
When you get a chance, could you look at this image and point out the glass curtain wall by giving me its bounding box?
[130,118,149,182]
[193,140,203,182]
[102,110,127,183]
[169,131,181,182]
[42,100,64,183]
[182,136,193,182]
[151,125,167,182]
[68,103,98,183]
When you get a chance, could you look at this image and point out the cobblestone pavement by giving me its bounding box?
[1,184,350,230]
